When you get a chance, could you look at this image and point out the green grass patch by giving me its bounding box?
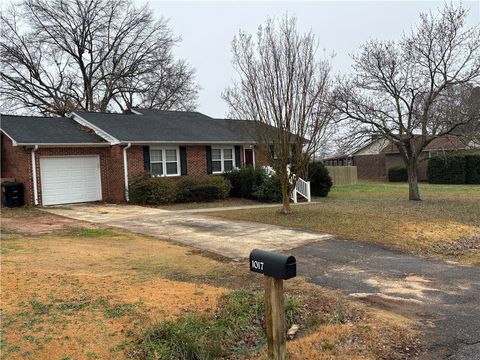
[133,290,304,359]
[68,227,116,237]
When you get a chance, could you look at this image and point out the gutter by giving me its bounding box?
[16,143,111,147]
[115,140,257,145]
[123,143,131,202]
[31,145,39,205]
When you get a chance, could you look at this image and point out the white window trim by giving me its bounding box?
[150,147,180,177]
[212,147,236,174]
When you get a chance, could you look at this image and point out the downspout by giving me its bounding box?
[31,145,39,205]
[123,143,131,202]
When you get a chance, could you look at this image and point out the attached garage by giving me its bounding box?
[1,115,110,206]
[39,156,102,206]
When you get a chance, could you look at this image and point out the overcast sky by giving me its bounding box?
[138,0,479,118]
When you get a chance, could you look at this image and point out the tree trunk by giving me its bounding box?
[280,177,292,214]
[407,161,421,201]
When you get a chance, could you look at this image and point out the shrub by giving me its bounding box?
[202,176,232,199]
[177,185,222,202]
[129,174,177,204]
[177,176,232,202]
[465,155,480,184]
[388,166,408,182]
[224,166,266,199]
[253,175,283,203]
[308,162,333,197]
[427,156,466,184]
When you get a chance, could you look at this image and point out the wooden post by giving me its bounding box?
[264,275,286,360]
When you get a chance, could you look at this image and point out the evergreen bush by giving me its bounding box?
[427,156,466,184]
[224,166,266,199]
[388,166,408,182]
[308,162,333,197]
[129,174,177,204]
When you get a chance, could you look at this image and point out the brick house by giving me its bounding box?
[1,109,269,206]
[324,136,477,181]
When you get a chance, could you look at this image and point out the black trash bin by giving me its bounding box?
[2,181,24,208]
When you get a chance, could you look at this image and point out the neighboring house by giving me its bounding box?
[1,109,269,206]
[324,135,477,181]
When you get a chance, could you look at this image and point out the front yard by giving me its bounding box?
[209,182,480,264]
[0,209,420,359]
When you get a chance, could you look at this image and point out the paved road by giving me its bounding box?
[44,204,480,359]
[291,239,480,360]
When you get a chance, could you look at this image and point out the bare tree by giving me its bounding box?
[0,0,198,116]
[335,4,480,200]
[223,15,333,214]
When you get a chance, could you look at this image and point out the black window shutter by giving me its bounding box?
[234,146,241,168]
[180,146,187,176]
[206,146,212,174]
[143,146,150,172]
[269,145,275,158]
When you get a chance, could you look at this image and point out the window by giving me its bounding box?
[150,148,180,176]
[212,147,235,173]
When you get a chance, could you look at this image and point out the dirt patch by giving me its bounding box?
[1,211,96,235]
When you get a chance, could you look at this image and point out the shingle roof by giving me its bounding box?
[0,115,106,144]
[73,109,257,143]
[380,135,468,154]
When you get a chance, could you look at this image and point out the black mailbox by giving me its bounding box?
[249,249,296,280]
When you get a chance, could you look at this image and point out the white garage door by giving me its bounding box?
[40,156,102,206]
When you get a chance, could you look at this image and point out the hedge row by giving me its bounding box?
[225,163,333,202]
[129,174,232,204]
[388,166,408,182]
[224,167,282,202]
[427,154,480,184]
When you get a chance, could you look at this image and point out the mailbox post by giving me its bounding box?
[250,249,296,360]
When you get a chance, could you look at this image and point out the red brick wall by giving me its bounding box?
[186,145,207,176]
[254,146,269,167]
[127,146,145,180]
[1,135,34,204]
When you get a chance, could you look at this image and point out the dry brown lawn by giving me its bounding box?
[1,209,420,359]
[209,182,480,264]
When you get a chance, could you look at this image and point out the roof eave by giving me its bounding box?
[0,129,19,146]
[115,140,257,145]
[15,142,111,147]
[69,112,120,145]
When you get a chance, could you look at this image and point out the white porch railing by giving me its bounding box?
[262,166,311,203]
[290,176,311,203]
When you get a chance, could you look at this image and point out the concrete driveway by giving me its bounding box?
[43,204,332,259]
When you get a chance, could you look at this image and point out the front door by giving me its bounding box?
[245,149,254,166]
